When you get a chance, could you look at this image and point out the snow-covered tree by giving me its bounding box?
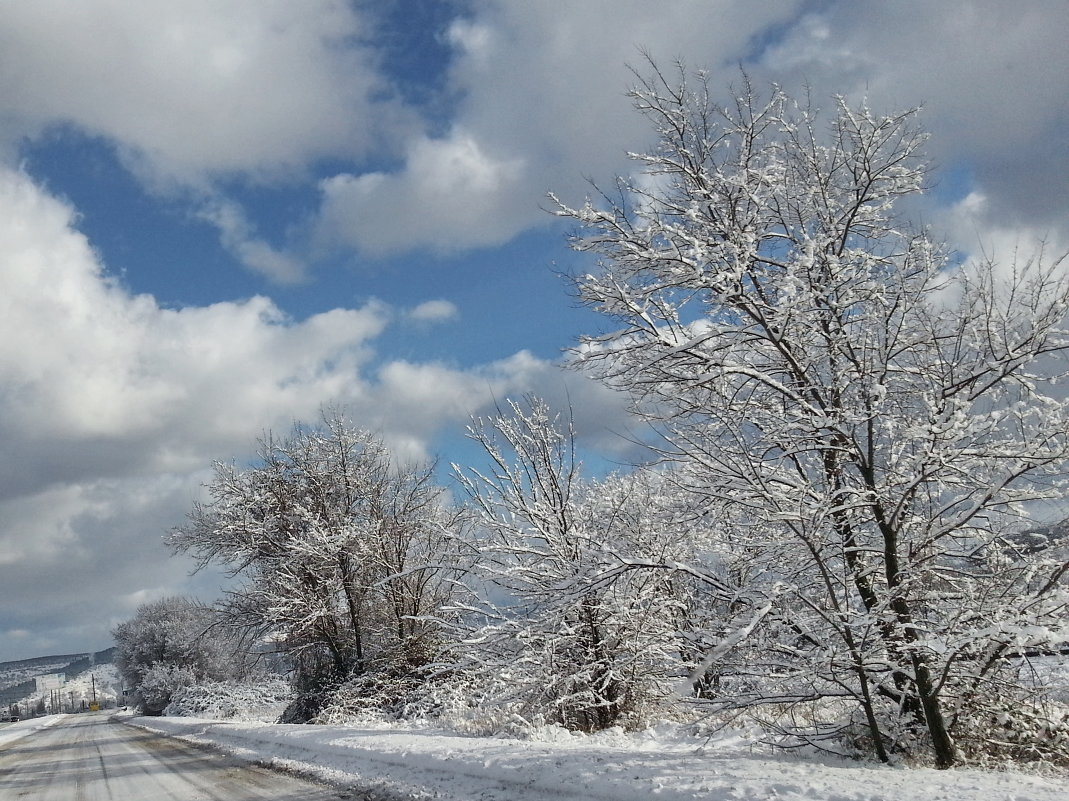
[554,65,1069,766]
[112,596,238,712]
[453,397,705,731]
[169,410,464,706]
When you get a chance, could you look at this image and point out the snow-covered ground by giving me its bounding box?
[0,713,66,748]
[0,656,74,688]
[63,663,121,706]
[123,713,1069,801]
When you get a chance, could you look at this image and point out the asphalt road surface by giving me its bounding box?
[0,713,350,800]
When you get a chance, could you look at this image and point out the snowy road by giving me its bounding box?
[0,713,346,801]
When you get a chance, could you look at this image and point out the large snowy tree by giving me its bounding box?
[169,410,464,701]
[554,65,1069,766]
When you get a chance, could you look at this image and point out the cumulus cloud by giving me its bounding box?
[937,190,1069,282]
[317,130,528,255]
[197,197,306,283]
[0,470,222,658]
[750,0,1069,236]
[313,0,800,256]
[0,167,632,655]
[0,0,407,180]
[0,165,610,489]
[406,299,459,323]
[310,0,1067,258]
[0,167,386,484]
[1,1,1063,266]
[0,1,417,286]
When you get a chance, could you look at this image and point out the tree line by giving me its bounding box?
[115,64,1069,769]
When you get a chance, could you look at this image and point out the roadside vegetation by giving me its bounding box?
[113,65,1069,771]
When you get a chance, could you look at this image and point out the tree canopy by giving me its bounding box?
[554,65,1069,767]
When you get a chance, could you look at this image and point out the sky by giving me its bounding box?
[1,0,1067,663]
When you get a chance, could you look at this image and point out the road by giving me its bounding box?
[0,713,350,800]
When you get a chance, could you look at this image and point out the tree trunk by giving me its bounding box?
[910,643,957,767]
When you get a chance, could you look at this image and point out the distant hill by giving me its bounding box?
[1008,517,1069,556]
[0,648,115,707]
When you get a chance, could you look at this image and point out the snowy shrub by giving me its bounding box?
[164,678,294,722]
[949,676,1069,767]
[137,663,196,715]
[309,668,436,725]
[453,398,706,733]
[278,692,328,724]
[452,603,683,734]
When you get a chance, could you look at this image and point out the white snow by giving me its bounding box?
[63,663,121,706]
[122,714,1069,801]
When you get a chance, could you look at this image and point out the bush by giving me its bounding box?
[309,669,437,725]
[138,664,196,715]
[164,678,294,722]
[954,695,1069,767]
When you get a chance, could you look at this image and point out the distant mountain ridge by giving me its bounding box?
[1010,517,1069,556]
[0,648,115,707]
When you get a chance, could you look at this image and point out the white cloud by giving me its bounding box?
[364,349,635,465]
[317,130,527,255]
[407,300,459,323]
[0,1,419,286]
[0,166,389,467]
[2,1,1064,265]
[937,191,1069,283]
[0,164,622,491]
[312,0,1066,257]
[445,19,495,65]
[0,469,221,659]
[197,197,306,283]
[751,0,1069,234]
[313,0,802,256]
[0,0,408,181]
[0,167,636,656]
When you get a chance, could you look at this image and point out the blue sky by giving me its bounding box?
[1,0,1067,661]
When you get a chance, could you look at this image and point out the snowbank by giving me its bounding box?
[122,714,1069,801]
